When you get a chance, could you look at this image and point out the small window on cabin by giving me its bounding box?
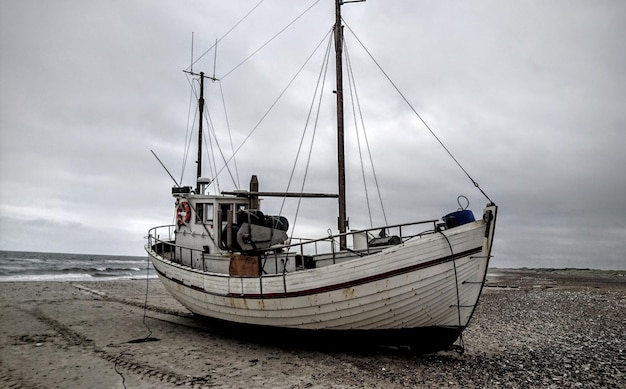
[220,204,232,222]
[204,203,214,223]
[195,203,204,223]
[195,203,214,224]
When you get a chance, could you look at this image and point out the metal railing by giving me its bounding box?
[147,219,439,275]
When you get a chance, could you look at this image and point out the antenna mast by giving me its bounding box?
[196,72,205,194]
[185,36,220,194]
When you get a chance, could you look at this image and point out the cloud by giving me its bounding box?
[1,1,625,269]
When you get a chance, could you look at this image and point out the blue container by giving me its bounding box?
[442,209,475,228]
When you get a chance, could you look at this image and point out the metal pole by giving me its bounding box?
[196,72,205,194]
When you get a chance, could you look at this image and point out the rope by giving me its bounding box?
[110,254,162,388]
[343,21,494,205]
[141,256,154,340]
[438,230,465,354]
[114,358,127,388]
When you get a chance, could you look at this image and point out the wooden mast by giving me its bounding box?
[335,0,347,248]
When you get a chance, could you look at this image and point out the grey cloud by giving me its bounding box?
[1,1,624,268]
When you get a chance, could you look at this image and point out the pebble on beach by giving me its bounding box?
[0,269,624,388]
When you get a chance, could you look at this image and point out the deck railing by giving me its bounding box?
[147,219,439,274]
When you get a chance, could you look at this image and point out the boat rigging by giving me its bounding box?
[146,0,498,354]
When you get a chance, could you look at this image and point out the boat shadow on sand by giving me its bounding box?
[180,314,464,356]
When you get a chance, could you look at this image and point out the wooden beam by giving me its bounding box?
[221,191,338,199]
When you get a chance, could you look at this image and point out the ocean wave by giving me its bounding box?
[5,257,46,263]
[0,273,94,282]
[93,259,149,265]
[58,267,146,272]
[0,273,158,283]
[0,251,154,282]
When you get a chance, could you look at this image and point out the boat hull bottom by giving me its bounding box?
[192,314,463,354]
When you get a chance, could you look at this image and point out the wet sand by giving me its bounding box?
[1,269,624,388]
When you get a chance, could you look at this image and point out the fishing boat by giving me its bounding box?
[146,0,497,353]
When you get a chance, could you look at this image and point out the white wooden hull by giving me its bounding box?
[146,206,496,350]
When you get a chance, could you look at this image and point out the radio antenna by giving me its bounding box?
[190,32,194,73]
[151,150,180,188]
[212,38,218,80]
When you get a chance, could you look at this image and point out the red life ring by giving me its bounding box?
[176,202,191,225]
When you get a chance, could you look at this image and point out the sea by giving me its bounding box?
[0,250,155,282]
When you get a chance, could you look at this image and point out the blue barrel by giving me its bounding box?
[442,210,475,228]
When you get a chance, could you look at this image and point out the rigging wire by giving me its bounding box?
[344,41,373,228]
[179,1,323,192]
[183,73,239,193]
[202,101,218,191]
[180,77,198,184]
[220,0,322,80]
[343,36,389,226]
[202,84,239,192]
[280,31,332,200]
[186,0,265,72]
[283,33,334,235]
[211,30,333,185]
[219,81,241,189]
[347,63,389,226]
[343,21,494,205]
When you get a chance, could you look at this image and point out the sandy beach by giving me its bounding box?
[1,269,624,388]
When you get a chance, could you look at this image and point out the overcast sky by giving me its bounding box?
[1,0,624,270]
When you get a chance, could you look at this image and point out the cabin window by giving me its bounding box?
[220,204,232,222]
[219,203,246,223]
[205,203,214,223]
[195,204,204,223]
[195,203,214,224]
